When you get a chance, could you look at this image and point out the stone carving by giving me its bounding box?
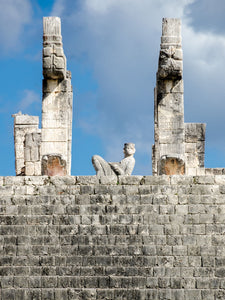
[92,143,135,176]
[158,47,183,80]
[12,17,73,176]
[12,112,40,176]
[41,17,73,175]
[12,16,210,177]
[152,18,206,175]
[24,132,41,176]
[43,17,66,79]
[42,154,67,176]
[160,155,185,175]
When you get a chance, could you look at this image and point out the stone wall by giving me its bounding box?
[1,175,225,299]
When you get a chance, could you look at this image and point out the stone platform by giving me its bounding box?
[1,175,225,299]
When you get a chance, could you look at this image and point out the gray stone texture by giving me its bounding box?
[12,17,73,176]
[1,174,225,299]
[12,113,40,176]
[42,17,73,176]
[152,18,206,176]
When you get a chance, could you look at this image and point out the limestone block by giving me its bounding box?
[186,153,198,167]
[170,175,194,185]
[173,49,183,60]
[41,141,68,157]
[13,114,39,125]
[185,123,206,142]
[4,176,25,185]
[171,79,183,93]
[99,176,118,185]
[158,52,183,79]
[58,77,72,92]
[205,168,214,175]
[15,158,25,175]
[160,143,185,157]
[213,168,224,175]
[186,167,197,175]
[54,46,64,56]
[76,176,99,185]
[43,17,66,80]
[157,79,183,95]
[34,162,41,176]
[24,146,30,161]
[25,162,35,176]
[157,93,184,114]
[53,56,65,69]
[31,147,40,161]
[41,116,61,128]
[43,57,52,69]
[43,46,52,56]
[41,128,68,142]
[197,153,205,167]
[24,132,41,163]
[42,94,59,113]
[162,18,181,40]
[118,176,143,185]
[43,79,58,93]
[185,143,196,153]
[159,131,184,144]
[196,141,205,153]
[161,36,182,44]
[15,144,25,159]
[196,168,206,175]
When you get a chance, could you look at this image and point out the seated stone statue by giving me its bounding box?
[92,143,136,176]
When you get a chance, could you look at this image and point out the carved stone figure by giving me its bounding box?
[92,143,136,176]
[41,17,73,175]
[42,154,67,176]
[13,17,73,176]
[152,18,206,175]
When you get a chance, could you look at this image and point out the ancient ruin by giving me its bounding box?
[12,17,215,178]
[13,17,73,176]
[3,17,225,300]
[152,18,206,176]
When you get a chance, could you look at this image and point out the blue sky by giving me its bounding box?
[1,0,225,176]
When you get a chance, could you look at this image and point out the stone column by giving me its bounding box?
[152,18,185,175]
[41,17,73,175]
[24,131,41,176]
[12,113,40,175]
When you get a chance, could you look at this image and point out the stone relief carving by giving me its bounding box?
[42,154,67,176]
[158,47,183,80]
[92,143,136,176]
[43,17,67,80]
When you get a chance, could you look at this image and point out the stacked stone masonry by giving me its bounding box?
[1,175,225,299]
[152,18,206,176]
[13,17,73,177]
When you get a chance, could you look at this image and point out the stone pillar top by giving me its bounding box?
[43,17,62,46]
[12,112,39,125]
[43,17,61,36]
[161,18,181,46]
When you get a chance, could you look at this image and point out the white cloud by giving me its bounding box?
[52,0,225,173]
[18,89,40,112]
[0,0,32,53]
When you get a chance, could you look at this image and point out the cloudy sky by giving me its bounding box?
[0,0,225,176]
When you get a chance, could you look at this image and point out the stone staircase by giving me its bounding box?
[1,175,225,299]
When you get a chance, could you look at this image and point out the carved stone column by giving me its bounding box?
[12,113,40,175]
[152,18,185,175]
[41,17,73,175]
